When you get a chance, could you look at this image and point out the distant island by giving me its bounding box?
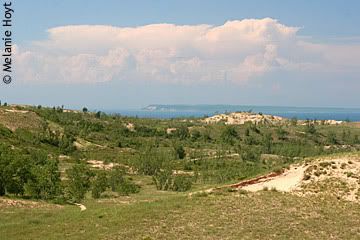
[141,104,360,121]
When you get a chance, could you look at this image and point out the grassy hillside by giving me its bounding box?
[0,104,360,239]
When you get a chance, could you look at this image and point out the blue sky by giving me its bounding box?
[2,1,360,109]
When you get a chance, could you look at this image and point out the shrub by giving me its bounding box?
[153,168,173,191]
[221,126,238,145]
[135,148,168,176]
[172,175,192,192]
[65,163,93,202]
[109,167,140,196]
[91,171,108,199]
[327,131,337,144]
[174,144,186,159]
[24,158,62,200]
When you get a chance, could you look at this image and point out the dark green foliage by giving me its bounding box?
[262,133,273,154]
[1,153,32,195]
[153,169,192,192]
[276,127,288,140]
[95,111,102,119]
[174,144,186,159]
[82,107,88,113]
[174,126,189,140]
[245,128,250,136]
[65,163,93,202]
[24,157,61,200]
[172,175,192,192]
[153,168,173,191]
[91,171,108,199]
[134,125,158,137]
[1,105,360,202]
[191,130,201,141]
[352,134,360,144]
[341,130,351,143]
[59,134,76,154]
[248,123,261,134]
[327,131,337,144]
[241,145,260,162]
[202,129,212,142]
[0,146,60,199]
[39,127,60,147]
[109,167,139,196]
[135,148,168,176]
[0,124,12,137]
[244,135,257,145]
[221,126,238,145]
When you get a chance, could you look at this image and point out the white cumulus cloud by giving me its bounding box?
[14,18,360,84]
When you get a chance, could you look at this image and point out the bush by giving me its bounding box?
[221,126,238,145]
[91,171,108,199]
[241,146,260,162]
[65,163,93,202]
[24,158,62,200]
[172,175,192,192]
[153,168,173,191]
[153,170,193,192]
[59,134,76,154]
[116,179,140,196]
[174,144,186,159]
[173,126,189,140]
[135,148,168,176]
[327,131,337,144]
[109,167,140,195]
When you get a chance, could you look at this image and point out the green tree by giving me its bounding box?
[109,167,139,195]
[135,148,167,175]
[262,133,273,154]
[2,154,32,196]
[65,163,93,202]
[241,145,260,162]
[25,158,61,200]
[59,134,76,154]
[174,126,189,140]
[91,171,108,199]
[172,175,192,192]
[190,130,201,141]
[221,126,238,145]
[82,107,88,113]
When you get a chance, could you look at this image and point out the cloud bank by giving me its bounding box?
[14,18,360,84]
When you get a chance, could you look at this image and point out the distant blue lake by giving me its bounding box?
[105,105,360,121]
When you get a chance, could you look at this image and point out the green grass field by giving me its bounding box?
[1,190,360,240]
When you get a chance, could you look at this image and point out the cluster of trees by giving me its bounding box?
[0,145,61,199]
[134,147,193,191]
[0,144,140,202]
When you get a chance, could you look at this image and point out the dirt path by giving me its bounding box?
[74,203,87,211]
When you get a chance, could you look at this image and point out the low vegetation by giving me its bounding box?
[0,104,359,239]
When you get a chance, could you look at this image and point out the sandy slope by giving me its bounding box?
[241,165,307,192]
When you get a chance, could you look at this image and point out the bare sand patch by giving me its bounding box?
[241,165,307,192]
